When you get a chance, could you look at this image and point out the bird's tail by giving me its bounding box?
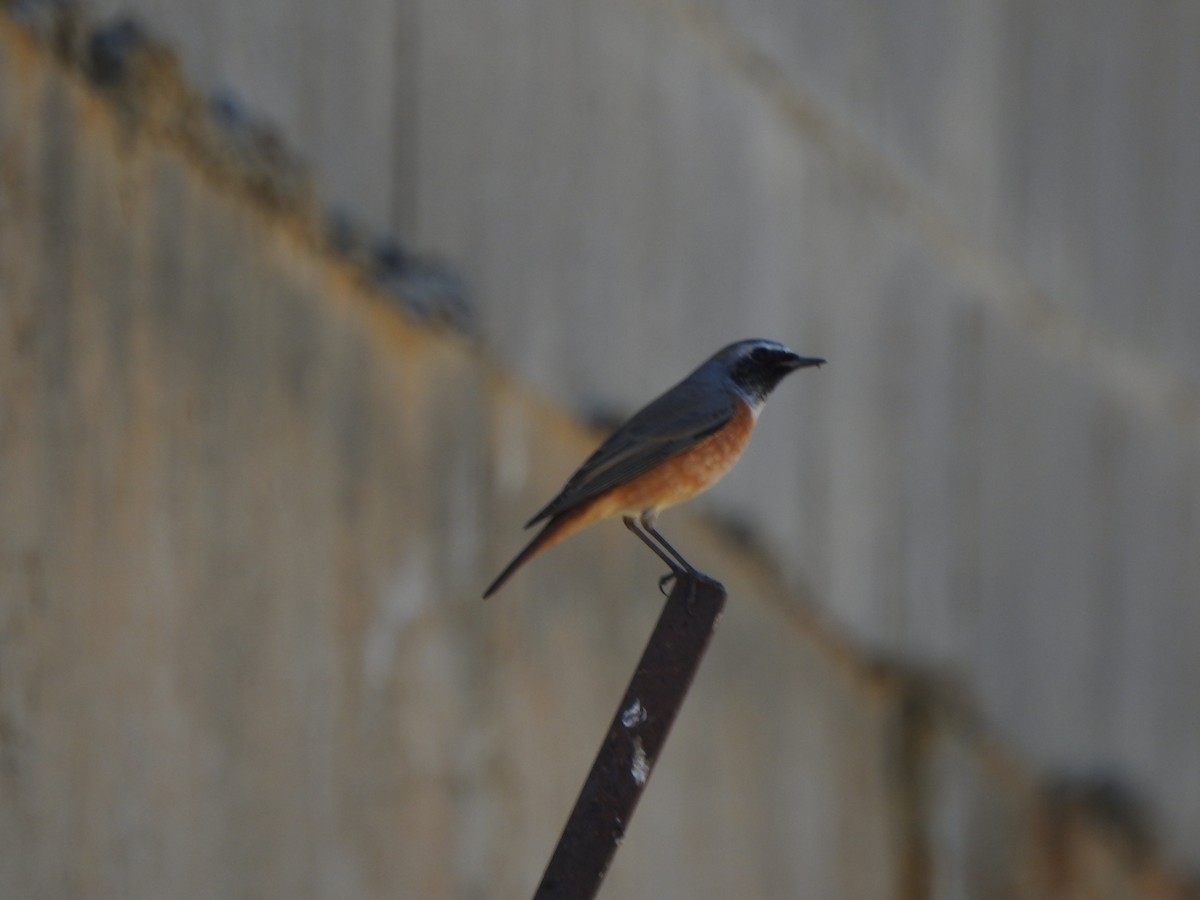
[482,508,585,599]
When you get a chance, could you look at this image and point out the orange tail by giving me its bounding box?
[482,507,589,599]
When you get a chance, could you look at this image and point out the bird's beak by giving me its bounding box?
[787,354,826,370]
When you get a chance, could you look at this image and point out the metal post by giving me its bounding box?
[533,573,728,899]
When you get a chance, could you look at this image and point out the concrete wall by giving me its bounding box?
[1,3,1198,897]
[74,0,1200,873]
[0,20,902,898]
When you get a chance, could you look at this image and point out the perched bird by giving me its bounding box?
[483,339,825,598]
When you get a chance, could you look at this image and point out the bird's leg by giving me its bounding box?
[641,520,698,576]
[625,513,716,597]
[623,517,685,594]
[640,513,725,602]
[623,516,682,572]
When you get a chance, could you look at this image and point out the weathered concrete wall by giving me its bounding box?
[0,7,1197,898]
[72,0,1200,874]
[0,19,896,898]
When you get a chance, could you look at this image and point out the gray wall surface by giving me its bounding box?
[2,21,1148,897]
[4,0,1200,892]
[81,0,1200,870]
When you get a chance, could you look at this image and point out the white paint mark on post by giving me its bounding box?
[630,737,649,786]
[621,698,646,729]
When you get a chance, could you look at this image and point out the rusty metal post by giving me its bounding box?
[532,573,727,899]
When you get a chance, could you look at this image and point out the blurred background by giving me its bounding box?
[2,0,1198,896]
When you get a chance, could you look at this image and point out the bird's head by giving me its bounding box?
[716,339,825,407]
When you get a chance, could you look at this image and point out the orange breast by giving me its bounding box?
[526,400,757,559]
[592,399,756,518]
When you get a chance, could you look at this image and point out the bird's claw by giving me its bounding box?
[658,571,677,596]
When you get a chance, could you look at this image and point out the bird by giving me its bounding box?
[482,339,825,598]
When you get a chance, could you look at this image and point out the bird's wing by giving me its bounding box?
[525,378,736,527]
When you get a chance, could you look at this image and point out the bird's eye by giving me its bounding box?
[750,346,772,364]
